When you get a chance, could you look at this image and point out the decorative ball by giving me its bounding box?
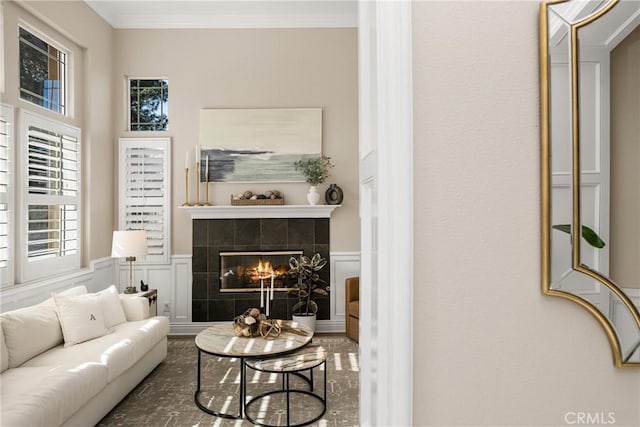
[243,191,253,199]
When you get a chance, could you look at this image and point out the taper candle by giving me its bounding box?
[270,274,274,300]
[260,279,264,309]
[185,151,189,169]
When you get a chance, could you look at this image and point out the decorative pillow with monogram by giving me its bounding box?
[53,293,110,347]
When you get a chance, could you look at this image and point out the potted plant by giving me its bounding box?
[294,155,334,205]
[288,253,329,331]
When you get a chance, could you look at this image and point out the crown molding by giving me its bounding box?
[84,1,357,29]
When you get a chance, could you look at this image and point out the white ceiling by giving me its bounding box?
[83,0,358,29]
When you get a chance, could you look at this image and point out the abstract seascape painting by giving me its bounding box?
[199,108,322,182]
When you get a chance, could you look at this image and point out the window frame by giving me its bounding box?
[17,21,72,117]
[118,137,171,265]
[0,104,15,288]
[127,77,169,132]
[18,109,81,283]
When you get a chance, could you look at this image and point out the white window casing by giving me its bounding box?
[18,110,81,283]
[119,137,171,264]
[0,104,15,287]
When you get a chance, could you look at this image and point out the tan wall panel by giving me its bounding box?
[412,1,640,425]
[113,28,359,254]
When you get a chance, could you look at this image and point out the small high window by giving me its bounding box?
[129,79,168,131]
[19,27,67,115]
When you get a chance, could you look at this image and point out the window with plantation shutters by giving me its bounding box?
[0,104,14,287]
[19,110,81,282]
[119,138,171,264]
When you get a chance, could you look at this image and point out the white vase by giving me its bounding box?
[292,314,317,332]
[307,186,320,205]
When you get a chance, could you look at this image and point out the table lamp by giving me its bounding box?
[111,230,148,294]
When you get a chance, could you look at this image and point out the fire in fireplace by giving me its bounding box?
[219,250,303,292]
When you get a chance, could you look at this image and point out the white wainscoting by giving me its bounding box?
[2,252,360,335]
[118,252,360,334]
[0,257,114,312]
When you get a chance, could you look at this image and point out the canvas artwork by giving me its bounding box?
[199,108,322,182]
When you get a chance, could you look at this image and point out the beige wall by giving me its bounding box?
[610,25,640,290]
[113,28,359,254]
[2,0,114,264]
[412,1,640,425]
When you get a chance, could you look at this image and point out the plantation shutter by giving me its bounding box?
[0,104,14,287]
[119,138,171,264]
[20,110,81,282]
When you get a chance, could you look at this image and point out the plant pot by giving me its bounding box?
[292,313,317,332]
[307,186,321,205]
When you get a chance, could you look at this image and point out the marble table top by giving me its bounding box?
[245,343,327,372]
[195,321,313,358]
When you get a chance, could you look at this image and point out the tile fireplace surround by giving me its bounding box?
[190,208,335,322]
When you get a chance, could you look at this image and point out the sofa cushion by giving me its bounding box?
[22,316,170,382]
[0,285,87,368]
[0,363,107,427]
[1,322,8,373]
[54,293,111,347]
[97,285,127,328]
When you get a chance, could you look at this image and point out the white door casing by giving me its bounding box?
[358,1,413,425]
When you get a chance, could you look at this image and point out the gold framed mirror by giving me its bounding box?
[540,0,640,367]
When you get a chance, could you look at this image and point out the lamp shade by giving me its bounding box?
[111,230,148,258]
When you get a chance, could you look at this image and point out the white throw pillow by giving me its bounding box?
[53,293,110,347]
[97,285,127,328]
[0,285,89,368]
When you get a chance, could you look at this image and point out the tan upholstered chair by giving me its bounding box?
[345,277,359,342]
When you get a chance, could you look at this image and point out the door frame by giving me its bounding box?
[358,1,414,425]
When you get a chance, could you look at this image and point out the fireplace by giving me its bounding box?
[192,217,330,322]
[220,250,302,292]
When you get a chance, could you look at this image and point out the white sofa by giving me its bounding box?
[0,285,169,427]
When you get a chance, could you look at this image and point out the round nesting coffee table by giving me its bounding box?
[244,344,327,427]
[194,322,313,420]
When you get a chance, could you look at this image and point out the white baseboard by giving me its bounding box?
[168,319,346,336]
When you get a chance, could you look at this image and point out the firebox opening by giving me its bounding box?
[219,250,303,292]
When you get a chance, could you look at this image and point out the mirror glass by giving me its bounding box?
[542,0,640,366]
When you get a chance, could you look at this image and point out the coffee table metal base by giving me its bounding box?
[194,349,246,420]
[244,355,327,427]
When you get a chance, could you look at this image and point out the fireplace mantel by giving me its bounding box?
[180,204,340,219]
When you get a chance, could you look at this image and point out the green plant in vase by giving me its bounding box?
[294,155,334,205]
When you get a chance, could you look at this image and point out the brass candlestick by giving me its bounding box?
[181,168,192,206]
[193,162,202,206]
[203,170,211,206]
